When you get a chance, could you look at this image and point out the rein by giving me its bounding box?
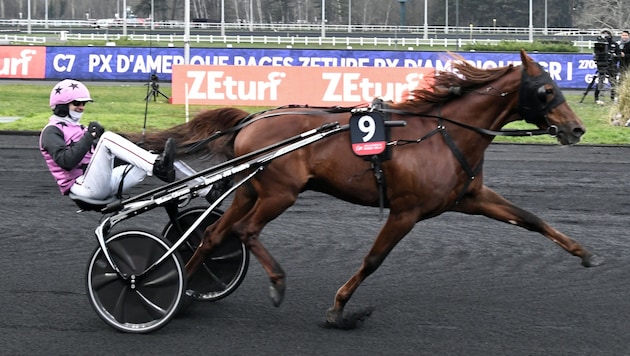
[184,105,361,154]
[186,60,562,154]
[186,102,555,155]
[258,105,558,139]
[380,107,557,139]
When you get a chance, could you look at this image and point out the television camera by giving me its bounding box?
[593,34,617,75]
[144,73,170,102]
[580,33,620,103]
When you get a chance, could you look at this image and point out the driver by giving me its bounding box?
[39,79,176,200]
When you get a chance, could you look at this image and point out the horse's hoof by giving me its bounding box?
[325,308,341,326]
[582,254,604,267]
[324,307,373,330]
[269,282,285,307]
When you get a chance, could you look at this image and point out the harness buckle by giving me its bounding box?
[351,107,370,114]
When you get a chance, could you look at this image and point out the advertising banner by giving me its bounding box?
[0,46,46,79]
[1,45,601,90]
[171,65,434,106]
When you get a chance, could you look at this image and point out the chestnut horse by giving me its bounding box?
[134,50,601,328]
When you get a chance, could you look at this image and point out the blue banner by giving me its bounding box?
[44,46,597,89]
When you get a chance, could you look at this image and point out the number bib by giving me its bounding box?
[350,112,386,157]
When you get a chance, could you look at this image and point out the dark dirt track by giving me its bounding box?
[1,133,630,356]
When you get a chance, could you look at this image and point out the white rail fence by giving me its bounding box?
[0,19,597,34]
[0,34,47,44]
[2,32,599,52]
[67,32,509,48]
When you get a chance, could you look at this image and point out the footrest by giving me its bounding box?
[69,193,119,212]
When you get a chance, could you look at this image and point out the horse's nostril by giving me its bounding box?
[573,127,586,137]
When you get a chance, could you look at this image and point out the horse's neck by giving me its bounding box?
[457,77,521,132]
[435,77,520,165]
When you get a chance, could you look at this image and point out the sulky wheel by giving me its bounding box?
[163,207,249,302]
[85,229,186,334]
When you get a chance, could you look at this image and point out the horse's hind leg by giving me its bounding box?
[185,187,289,307]
[326,209,418,329]
[239,228,287,306]
[229,188,306,307]
[185,185,258,276]
[453,185,603,267]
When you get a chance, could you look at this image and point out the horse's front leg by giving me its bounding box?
[326,209,418,329]
[453,185,603,267]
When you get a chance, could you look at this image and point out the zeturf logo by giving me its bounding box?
[172,65,434,106]
[0,46,46,78]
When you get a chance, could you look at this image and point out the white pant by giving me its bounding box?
[70,131,158,200]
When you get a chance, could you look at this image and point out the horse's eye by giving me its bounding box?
[537,86,552,102]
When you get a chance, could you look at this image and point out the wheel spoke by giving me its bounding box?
[210,249,243,262]
[91,272,123,290]
[142,267,181,288]
[134,290,168,318]
[145,240,166,270]
[190,228,204,245]
[113,286,131,322]
[199,262,227,289]
[108,243,138,272]
[182,239,197,254]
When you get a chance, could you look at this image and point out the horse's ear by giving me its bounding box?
[519,49,541,75]
[520,49,531,69]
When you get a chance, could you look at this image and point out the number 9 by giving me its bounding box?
[358,115,375,142]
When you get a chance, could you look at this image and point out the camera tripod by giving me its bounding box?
[580,69,617,103]
[144,81,170,102]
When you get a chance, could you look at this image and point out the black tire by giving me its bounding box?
[163,207,249,302]
[85,229,186,334]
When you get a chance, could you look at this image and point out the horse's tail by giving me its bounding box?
[123,107,250,160]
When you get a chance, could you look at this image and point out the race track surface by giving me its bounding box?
[1,133,629,355]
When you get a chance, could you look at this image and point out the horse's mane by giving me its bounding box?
[395,53,516,113]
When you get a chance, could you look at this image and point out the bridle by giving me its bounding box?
[518,62,566,127]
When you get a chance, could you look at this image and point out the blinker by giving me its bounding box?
[518,63,565,125]
[536,86,553,102]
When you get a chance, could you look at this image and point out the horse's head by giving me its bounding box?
[518,50,585,145]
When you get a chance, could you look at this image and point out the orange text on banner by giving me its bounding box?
[172,65,434,106]
[0,46,46,79]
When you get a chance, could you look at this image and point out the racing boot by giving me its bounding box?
[153,138,176,183]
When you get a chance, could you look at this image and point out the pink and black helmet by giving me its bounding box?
[49,79,93,109]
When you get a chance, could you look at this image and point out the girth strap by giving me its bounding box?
[369,98,389,220]
[438,118,475,179]
[437,118,483,205]
[370,156,386,220]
